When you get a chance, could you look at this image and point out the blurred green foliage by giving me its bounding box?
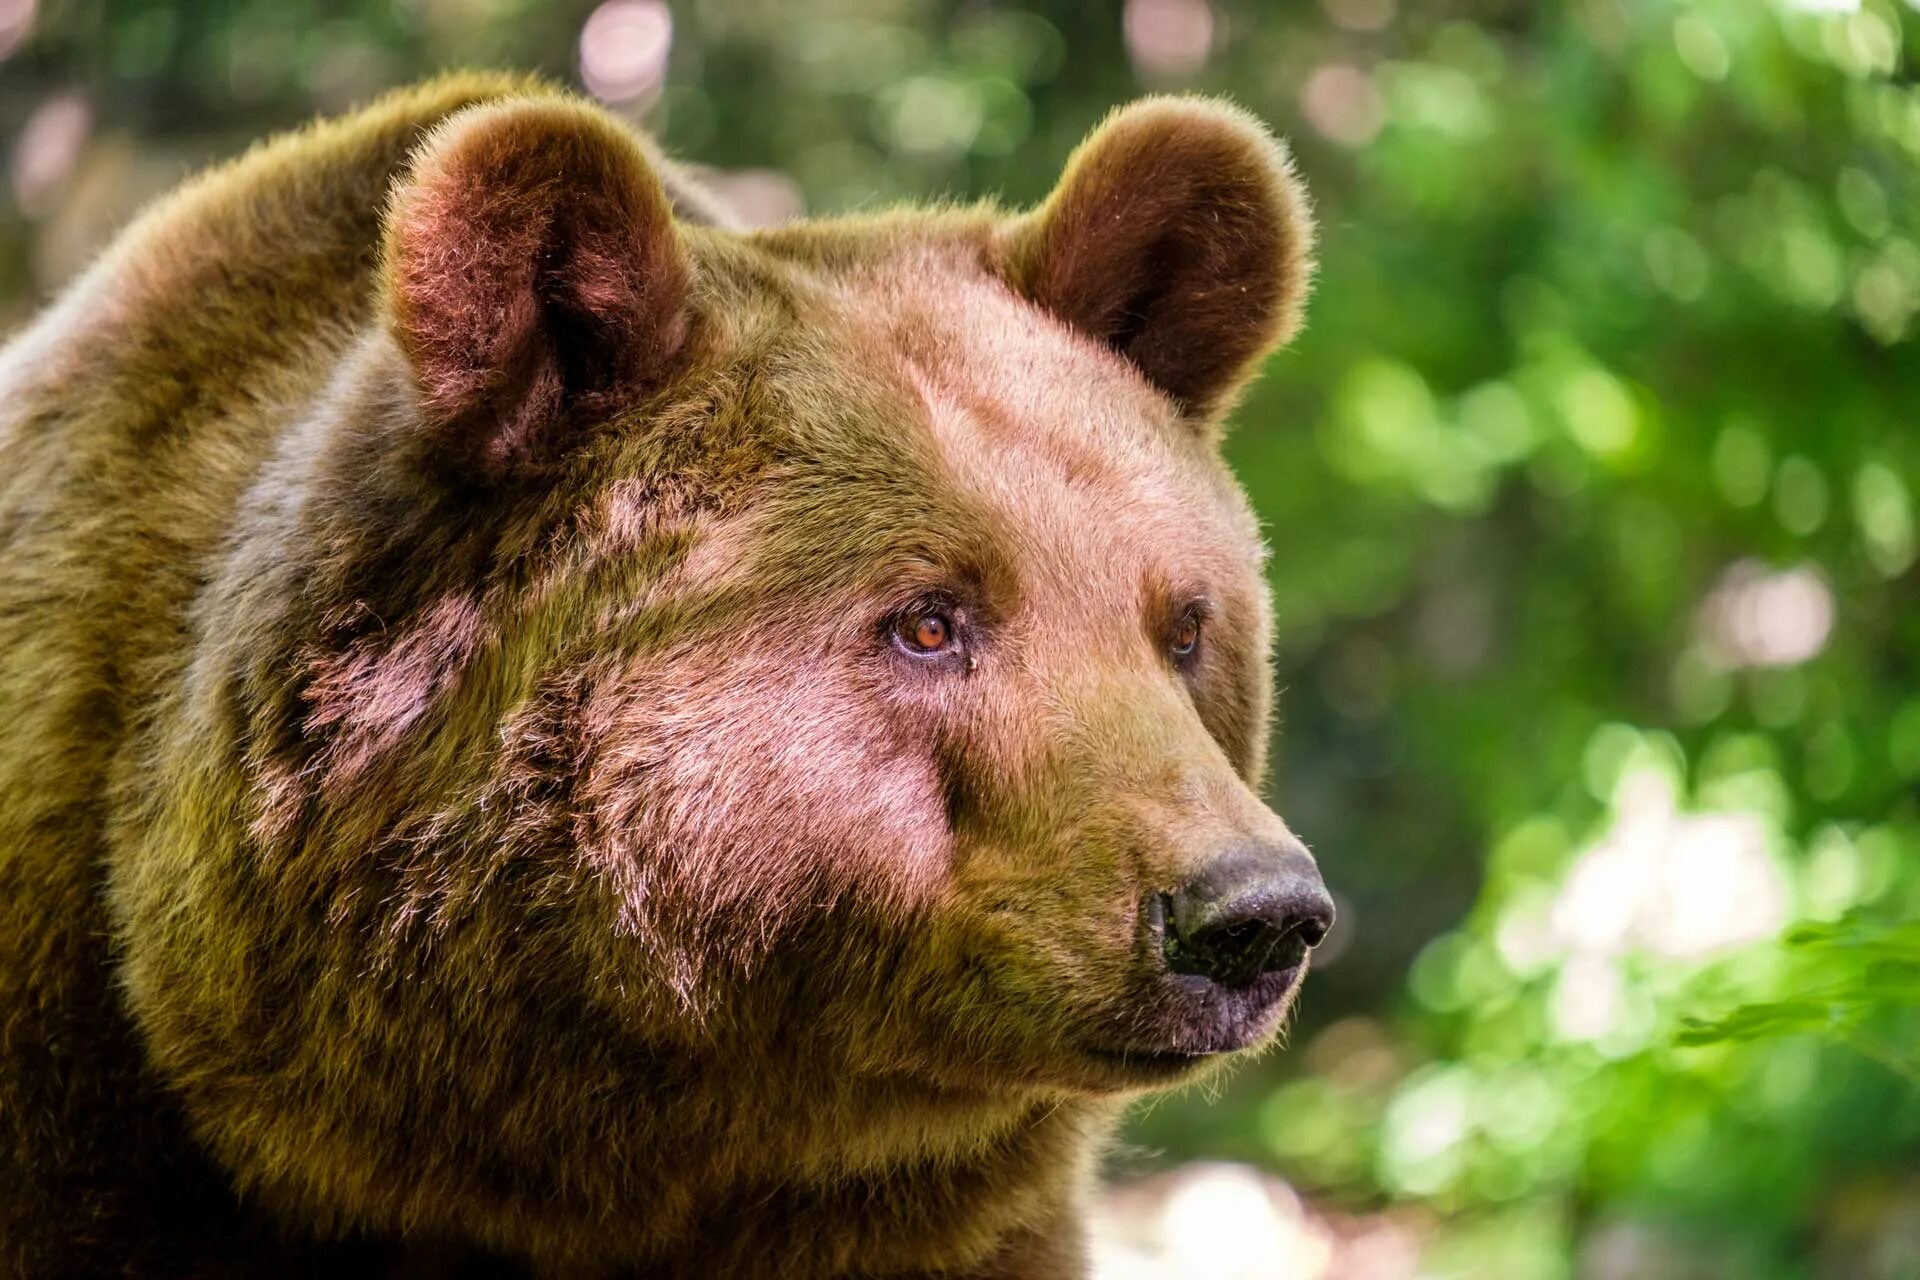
[1678,917,1919,1075]
[4,0,1918,1275]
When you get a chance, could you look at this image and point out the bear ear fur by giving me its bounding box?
[1003,97,1314,423]
[382,97,692,478]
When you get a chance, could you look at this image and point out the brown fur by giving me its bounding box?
[0,77,1318,1277]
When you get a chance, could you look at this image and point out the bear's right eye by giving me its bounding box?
[892,609,959,659]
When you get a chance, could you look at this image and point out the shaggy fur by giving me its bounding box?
[0,75,1319,1277]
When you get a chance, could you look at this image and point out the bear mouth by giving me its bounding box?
[1080,960,1309,1083]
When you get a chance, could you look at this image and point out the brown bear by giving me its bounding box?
[0,73,1330,1278]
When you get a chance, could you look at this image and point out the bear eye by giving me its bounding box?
[894,609,957,657]
[1170,607,1203,662]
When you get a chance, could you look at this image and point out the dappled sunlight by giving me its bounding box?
[1092,1162,1423,1280]
[1550,766,1791,963]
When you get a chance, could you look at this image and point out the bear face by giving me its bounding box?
[105,92,1326,1264]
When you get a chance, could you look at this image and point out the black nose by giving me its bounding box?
[1160,842,1334,988]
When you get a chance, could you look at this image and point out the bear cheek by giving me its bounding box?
[577,650,955,940]
[938,787,1151,1025]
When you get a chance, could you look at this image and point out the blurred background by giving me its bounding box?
[4,0,1919,1276]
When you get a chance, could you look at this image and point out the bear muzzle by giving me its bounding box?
[1160,840,1334,988]
[1081,836,1333,1083]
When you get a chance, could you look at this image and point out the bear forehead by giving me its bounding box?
[855,246,1263,584]
[671,228,1270,609]
[723,220,1188,455]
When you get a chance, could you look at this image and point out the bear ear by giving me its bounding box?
[1002,97,1314,423]
[381,98,692,479]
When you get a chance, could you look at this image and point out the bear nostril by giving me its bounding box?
[1294,914,1330,950]
[1178,913,1312,989]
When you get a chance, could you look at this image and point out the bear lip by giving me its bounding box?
[1081,957,1310,1080]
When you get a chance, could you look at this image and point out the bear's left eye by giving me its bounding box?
[1170,607,1203,662]
[893,609,959,658]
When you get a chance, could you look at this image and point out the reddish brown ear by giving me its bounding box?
[382,98,691,477]
[1003,97,1314,422]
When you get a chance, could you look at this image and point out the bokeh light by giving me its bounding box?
[1122,0,1214,82]
[579,0,672,104]
[702,168,803,228]
[1321,0,1394,34]
[1697,561,1836,669]
[877,75,984,157]
[1550,766,1791,962]
[0,0,34,62]
[11,93,90,218]
[1300,65,1384,147]
[1093,1162,1424,1280]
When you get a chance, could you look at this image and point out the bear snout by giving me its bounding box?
[1160,840,1335,989]
[1078,838,1332,1082]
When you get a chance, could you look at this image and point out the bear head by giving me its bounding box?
[113,90,1329,1256]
